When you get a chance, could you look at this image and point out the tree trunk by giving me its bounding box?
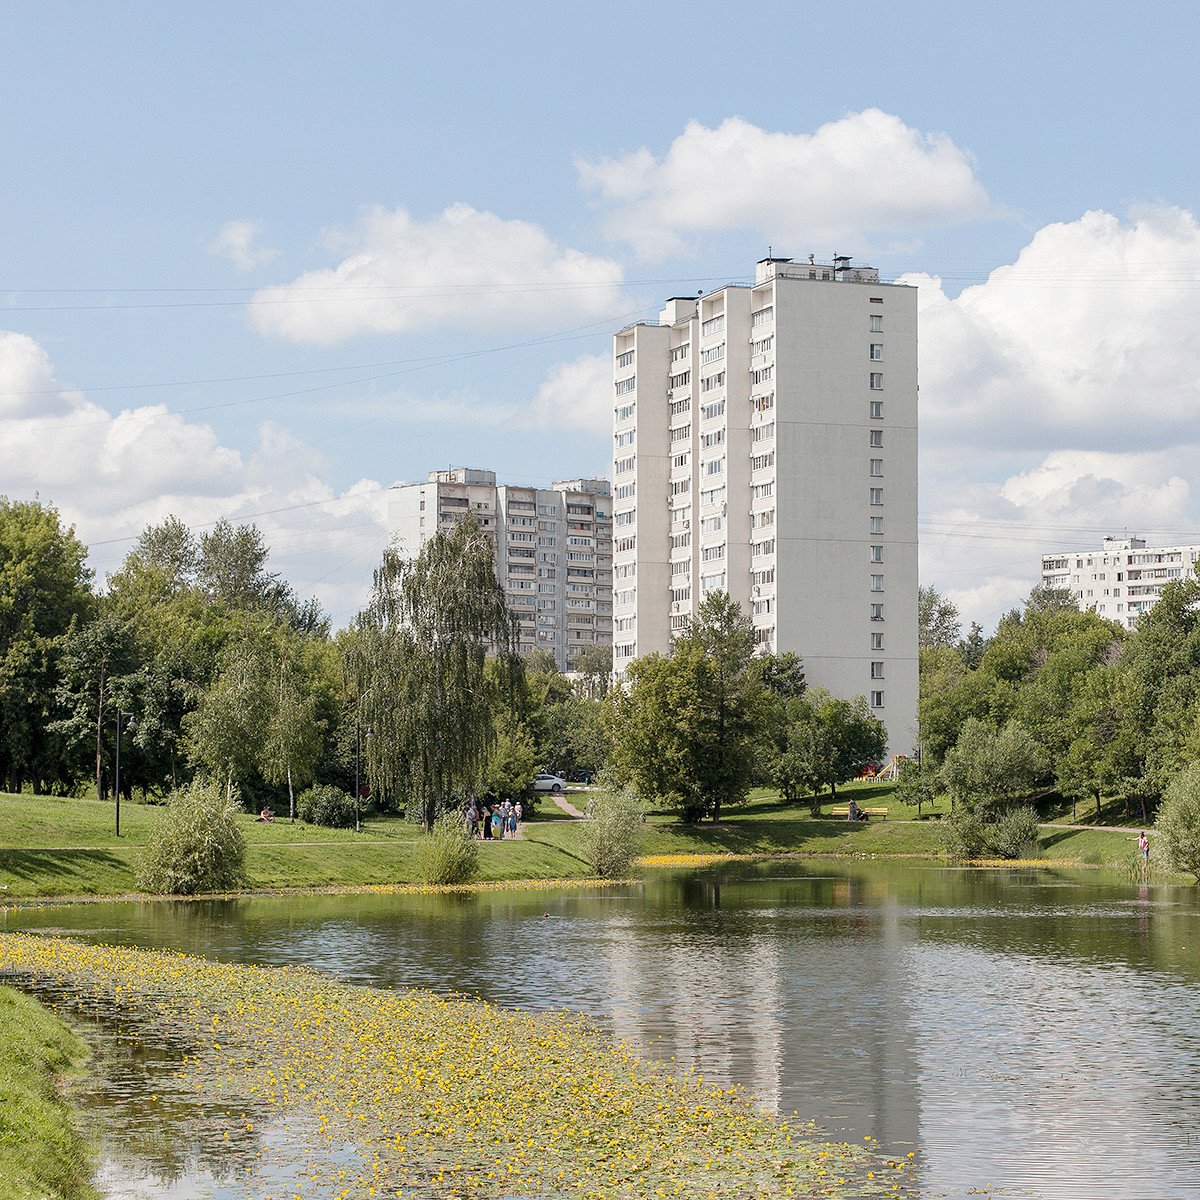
[288,762,295,823]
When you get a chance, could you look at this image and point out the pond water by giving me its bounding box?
[6,859,1200,1198]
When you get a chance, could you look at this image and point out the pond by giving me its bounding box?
[6,858,1200,1198]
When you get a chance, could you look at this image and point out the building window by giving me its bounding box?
[870,401,883,419]
[872,632,884,650]
[701,343,725,365]
[615,376,636,395]
[871,691,884,708]
[870,517,883,534]
[704,457,724,476]
[870,488,883,505]
[871,662,885,678]
[616,350,634,368]
[702,399,725,420]
[871,545,883,562]
[672,453,689,469]
[871,604,884,620]
[870,314,883,332]
[671,343,689,363]
[615,428,635,448]
[701,314,725,337]
[870,459,883,477]
[615,402,635,421]
[870,373,883,390]
[870,429,883,447]
[701,371,726,392]
[751,306,773,328]
[669,371,691,390]
[871,575,884,592]
[870,344,883,361]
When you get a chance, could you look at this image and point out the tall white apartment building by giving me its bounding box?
[1041,535,1200,629]
[387,468,613,669]
[612,256,918,756]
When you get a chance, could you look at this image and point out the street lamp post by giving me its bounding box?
[114,712,136,837]
[355,724,374,833]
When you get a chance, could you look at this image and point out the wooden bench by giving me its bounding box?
[850,806,889,821]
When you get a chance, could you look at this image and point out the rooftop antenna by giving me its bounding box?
[768,244,772,258]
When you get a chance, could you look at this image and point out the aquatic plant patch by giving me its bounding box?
[0,933,917,1198]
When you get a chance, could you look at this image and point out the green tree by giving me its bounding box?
[894,756,937,816]
[261,634,327,821]
[183,634,274,800]
[1155,760,1200,881]
[940,718,1048,814]
[0,498,94,793]
[773,689,887,814]
[480,722,539,805]
[51,610,139,801]
[607,592,762,822]
[570,643,613,699]
[919,585,961,650]
[350,517,517,828]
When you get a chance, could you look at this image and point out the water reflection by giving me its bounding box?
[6,860,1200,1197]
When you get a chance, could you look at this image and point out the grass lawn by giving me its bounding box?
[0,986,96,1200]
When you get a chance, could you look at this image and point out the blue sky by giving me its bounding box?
[5,1,1200,632]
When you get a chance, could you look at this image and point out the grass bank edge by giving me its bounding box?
[0,986,97,1200]
[0,788,1152,901]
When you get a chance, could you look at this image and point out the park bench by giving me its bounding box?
[851,807,889,821]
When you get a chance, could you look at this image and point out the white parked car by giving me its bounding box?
[532,772,567,794]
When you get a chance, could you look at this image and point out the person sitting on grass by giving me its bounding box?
[257,806,274,823]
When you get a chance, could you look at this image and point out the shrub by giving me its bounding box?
[940,805,1040,861]
[987,806,1041,859]
[296,784,357,828]
[415,812,479,886]
[579,787,644,878]
[138,780,247,895]
[1156,761,1200,881]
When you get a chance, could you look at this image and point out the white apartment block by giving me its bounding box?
[611,256,918,758]
[387,468,613,669]
[1041,535,1200,629]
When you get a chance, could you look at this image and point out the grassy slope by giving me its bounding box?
[0,987,95,1200]
[0,784,1142,898]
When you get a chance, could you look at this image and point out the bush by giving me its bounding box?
[138,780,247,895]
[579,787,644,878]
[940,804,1040,861]
[296,784,357,828]
[415,812,479,886]
[1156,761,1200,881]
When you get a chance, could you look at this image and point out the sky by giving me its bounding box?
[5,1,1200,634]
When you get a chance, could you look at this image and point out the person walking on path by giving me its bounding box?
[481,804,493,840]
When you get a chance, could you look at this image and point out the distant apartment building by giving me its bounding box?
[1041,535,1200,628]
[611,256,918,757]
[387,468,613,669]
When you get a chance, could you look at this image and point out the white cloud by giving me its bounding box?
[249,203,627,345]
[911,206,1200,629]
[0,331,388,627]
[519,353,612,436]
[577,110,990,260]
[207,219,280,271]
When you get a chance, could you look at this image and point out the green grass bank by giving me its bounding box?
[0,986,96,1200]
[0,783,1147,900]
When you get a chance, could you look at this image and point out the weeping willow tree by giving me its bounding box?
[351,515,518,829]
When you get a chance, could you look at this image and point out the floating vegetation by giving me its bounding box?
[0,932,915,1198]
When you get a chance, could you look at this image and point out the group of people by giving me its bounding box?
[465,798,521,840]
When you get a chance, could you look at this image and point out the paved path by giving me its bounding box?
[545,791,587,819]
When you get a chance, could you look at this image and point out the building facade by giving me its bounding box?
[1041,535,1200,629]
[387,468,613,669]
[611,256,918,756]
